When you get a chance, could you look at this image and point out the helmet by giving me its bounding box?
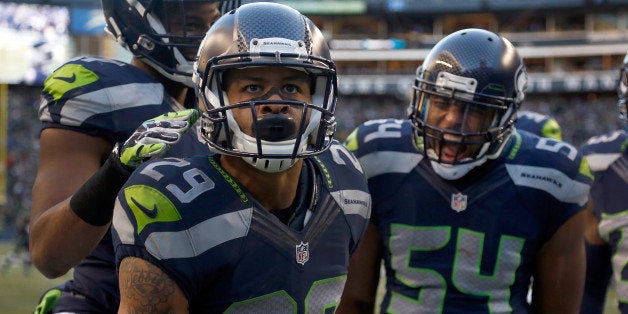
[102,0,240,87]
[409,28,527,180]
[618,51,628,125]
[194,2,338,173]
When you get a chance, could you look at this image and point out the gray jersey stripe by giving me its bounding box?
[48,82,164,126]
[505,164,590,206]
[599,212,628,241]
[38,97,52,122]
[113,198,136,245]
[585,153,622,172]
[142,208,252,260]
[331,189,371,219]
[358,151,422,178]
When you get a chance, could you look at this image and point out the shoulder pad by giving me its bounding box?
[505,132,593,206]
[344,119,421,178]
[39,56,167,141]
[581,130,627,172]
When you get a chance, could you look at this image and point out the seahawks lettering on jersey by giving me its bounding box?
[345,119,592,313]
[582,129,628,311]
[38,56,210,313]
[112,141,371,312]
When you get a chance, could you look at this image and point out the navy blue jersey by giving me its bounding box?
[38,56,210,313]
[344,119,592,313]
[112,142,371,312]
[515,110,562,141]
[581,129,628,313]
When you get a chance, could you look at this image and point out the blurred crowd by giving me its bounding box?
[1,85,40,241]
[0,2,70,85]
[0,2,68,33]
[0,86,621,240]
[525,93,622,146]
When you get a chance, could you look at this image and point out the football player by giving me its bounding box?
[515,110,563,141]
[30,1,239,313]
[111,3,371,312]
[338,28,592,313]
[581,51,628,314]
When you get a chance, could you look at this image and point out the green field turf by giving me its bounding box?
[0,242,71,313]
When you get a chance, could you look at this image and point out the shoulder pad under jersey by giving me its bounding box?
[515,111,562,141]
[505,131,593,206]
[344,119,422,179]
[39,56,167,141]
[581,129,627,172]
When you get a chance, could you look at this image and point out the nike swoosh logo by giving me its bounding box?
[53,73,76,83]
[131,197,158,218]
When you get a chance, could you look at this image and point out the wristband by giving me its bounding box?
[69,152,132,226]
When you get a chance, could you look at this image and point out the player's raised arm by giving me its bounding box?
[30,108,200,277]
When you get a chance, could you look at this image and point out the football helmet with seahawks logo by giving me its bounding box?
[193,2,338,173]
[102,0,240,87]
[409,28,527,180]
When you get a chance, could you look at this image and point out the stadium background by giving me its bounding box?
[0,0,626,311]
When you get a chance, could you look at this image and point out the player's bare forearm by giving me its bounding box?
[29,198,110,278]
[30,129,112,278]
[118,257,188,313]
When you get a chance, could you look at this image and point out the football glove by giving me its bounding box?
[34,286,62,314]
[116,108,200,169]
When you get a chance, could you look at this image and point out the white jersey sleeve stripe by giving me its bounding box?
[113,198,137,246]
[358,151,423,178]
[114,202,253,260]
[50,82,164,126]
[331,189,371,219]
[585,153,622,172]
[506,164,590,206]
[144,208,252,260]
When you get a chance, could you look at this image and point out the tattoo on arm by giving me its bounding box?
[120,257,177,313]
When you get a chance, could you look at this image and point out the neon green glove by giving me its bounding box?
[34,288,61,314]
[117,108,200,169]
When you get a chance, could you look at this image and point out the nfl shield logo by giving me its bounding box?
[451,193,467,212]
[295,241,309,265]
